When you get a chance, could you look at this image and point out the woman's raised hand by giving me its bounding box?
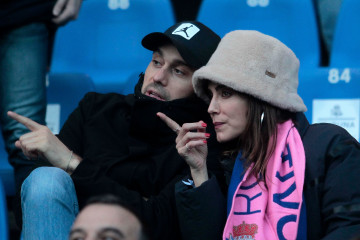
[157,112,210,186]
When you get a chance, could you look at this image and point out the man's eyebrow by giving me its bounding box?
[154,48,194,69]
[69,228,86,236]
[153,48,163,56]
[98,227,125,238]
[171,59,193,69]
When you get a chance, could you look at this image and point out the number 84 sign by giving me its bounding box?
[328,68,351,84]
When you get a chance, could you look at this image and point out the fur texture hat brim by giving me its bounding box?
[193,30,307,112]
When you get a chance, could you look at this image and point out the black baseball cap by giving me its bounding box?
[142,21,220,69]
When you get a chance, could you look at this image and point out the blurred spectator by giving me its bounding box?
[69,194,149,240]
[170,0,203,22]
[313,0,343,64]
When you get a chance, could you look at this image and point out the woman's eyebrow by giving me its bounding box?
[215,85,227,91]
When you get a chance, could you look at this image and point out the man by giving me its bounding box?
[69,194,149,240]
[10,21,223,239]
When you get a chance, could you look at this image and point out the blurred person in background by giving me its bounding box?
[69,194,149,240]
[313,0,343,64]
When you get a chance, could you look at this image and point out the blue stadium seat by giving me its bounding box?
[298,67,360,141]
[197,0,321,68]
[0,137,14,196]
[46,73,96,131]
[122,71,143,95]
[51,0,175,93]
[0,178,8,240]
[330,0,360,67]
[0,73,95,196]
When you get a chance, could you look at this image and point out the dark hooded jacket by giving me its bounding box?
[57,75,224,239]
[175,113,360,240]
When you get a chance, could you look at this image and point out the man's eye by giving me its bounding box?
[70,237,85,240]
[100,236,119,240]
[153,60,161,66]
[173,68,185,75]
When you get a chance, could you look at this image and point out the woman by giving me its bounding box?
[158,30,360,240]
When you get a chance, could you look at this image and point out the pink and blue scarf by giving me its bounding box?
[223,120,306,240]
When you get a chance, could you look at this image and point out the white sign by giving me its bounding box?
[46,104,61,134]
[312,99,359,141]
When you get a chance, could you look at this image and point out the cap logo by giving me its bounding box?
[172,23,200,40]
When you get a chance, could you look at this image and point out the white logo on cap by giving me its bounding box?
[172,23,200,40]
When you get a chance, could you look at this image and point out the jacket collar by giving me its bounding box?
[295,112,310,139]
[127,74,212,144]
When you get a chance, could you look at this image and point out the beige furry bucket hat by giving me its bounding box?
[193,30,307,112]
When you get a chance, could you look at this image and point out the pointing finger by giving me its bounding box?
[156,112,180,134]
[7,111,43,131]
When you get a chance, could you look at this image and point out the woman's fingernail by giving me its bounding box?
[205,133,210,138]
[203,140,207,143]
[202,122,207,127]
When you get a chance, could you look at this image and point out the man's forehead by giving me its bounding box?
[154,45,194,69]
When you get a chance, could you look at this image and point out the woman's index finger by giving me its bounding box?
[156,112,180,132]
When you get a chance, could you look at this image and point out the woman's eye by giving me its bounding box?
[221,90,232,97]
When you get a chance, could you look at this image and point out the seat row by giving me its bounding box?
[299,67,360,142]
[50,0,360,93]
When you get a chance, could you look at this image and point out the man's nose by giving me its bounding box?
[153,67,168,85]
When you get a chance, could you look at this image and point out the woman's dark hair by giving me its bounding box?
[222,93,296,183]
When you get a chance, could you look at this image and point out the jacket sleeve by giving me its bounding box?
[175,175,227,240]
[317,126,360,239]
[57,92,97,156]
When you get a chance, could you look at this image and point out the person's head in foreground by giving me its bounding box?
[140,21,220,101]
[69,194,149,240]
[193,30,307,178]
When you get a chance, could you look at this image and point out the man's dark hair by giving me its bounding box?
[85,194,150,240]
